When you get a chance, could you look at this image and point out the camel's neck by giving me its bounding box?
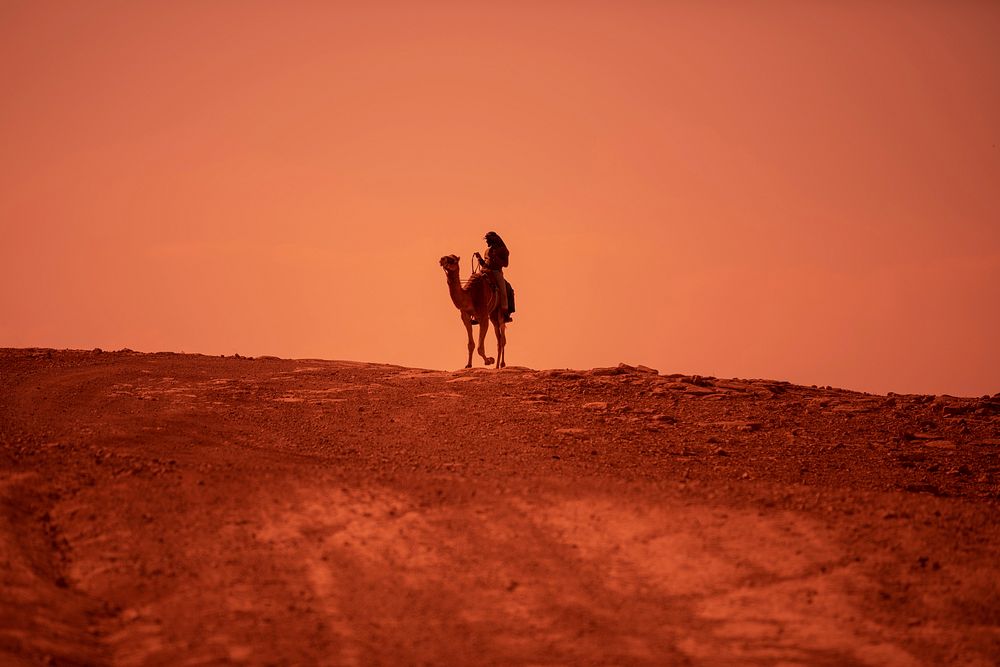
[446,271,472,310]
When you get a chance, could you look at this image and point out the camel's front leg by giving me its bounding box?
[477,316,495,366]
[462,313,474,368]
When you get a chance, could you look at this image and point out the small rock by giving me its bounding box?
[683,386,718,396]
[714,420,761,432]
[903,432,939,441]
[923,440,956,450]
[589,366,625,376]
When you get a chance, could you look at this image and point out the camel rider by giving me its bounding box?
[474,231,512,323]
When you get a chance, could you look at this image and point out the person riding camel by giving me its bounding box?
[474,231,512,323]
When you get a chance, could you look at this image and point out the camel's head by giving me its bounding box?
[439,254,460,273]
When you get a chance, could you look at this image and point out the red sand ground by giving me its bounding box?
[2,348,999,665]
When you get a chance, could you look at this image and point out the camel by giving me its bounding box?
[439,254,506,369]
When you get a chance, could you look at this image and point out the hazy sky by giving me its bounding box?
[2,1,998,396]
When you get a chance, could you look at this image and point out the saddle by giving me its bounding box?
[470,272,515,324]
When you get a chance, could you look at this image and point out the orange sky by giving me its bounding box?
[2,1,998,396]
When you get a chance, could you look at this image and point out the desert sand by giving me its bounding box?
[1,348,998,666]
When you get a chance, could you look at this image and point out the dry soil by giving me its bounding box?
[1,348,999,666]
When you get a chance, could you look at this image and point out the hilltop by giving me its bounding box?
[2,348,998,665]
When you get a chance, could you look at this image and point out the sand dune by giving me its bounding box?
[1,348,998,665]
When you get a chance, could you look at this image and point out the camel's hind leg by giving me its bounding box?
[497,320,506,369]
[491,315,506,369]
[477,316,494,366]
[462,314,474,368]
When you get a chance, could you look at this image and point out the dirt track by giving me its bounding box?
[1,348,999,666]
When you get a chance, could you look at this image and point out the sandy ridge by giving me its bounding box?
[1,348,998,665]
